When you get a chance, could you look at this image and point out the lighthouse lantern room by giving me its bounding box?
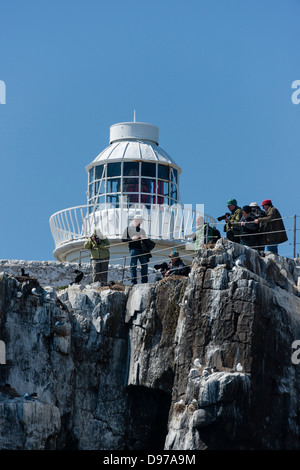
[49,120,215,266]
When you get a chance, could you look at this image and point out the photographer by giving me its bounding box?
[84,230,110,285]
[220,198,242,243]
[122,215,149,285]
[154,251,190,278]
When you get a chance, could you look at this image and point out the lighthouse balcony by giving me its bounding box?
[49,202,216,264]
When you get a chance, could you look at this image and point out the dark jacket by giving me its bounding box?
[165,258,190,277]
[240,214,259,248]
[250,206,266,237]
[122,225,147,251]
[250,206,266,218]
[258,206,288,245]
[140,238,156,261]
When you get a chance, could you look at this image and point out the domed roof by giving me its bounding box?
[86,122,181,173]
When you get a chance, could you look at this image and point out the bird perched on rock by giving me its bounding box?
[187,399,198,414]
[193,358,202,368]
[31,287,41,296]
[70,270,84,285]
[236,362,243,372]
[173,399,186,413]
[23,392,37,401]
[56,298,68,311]
[188,368,201,379]
[235,259,243,268]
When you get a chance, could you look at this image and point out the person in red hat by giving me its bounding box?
[254,200,287,254]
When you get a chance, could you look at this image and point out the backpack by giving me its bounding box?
[208,225,221,243]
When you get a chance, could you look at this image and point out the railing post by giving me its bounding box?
[294,214,297,259]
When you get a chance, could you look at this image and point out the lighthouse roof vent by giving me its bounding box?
[87,121,181,172]
[110,122,159,145]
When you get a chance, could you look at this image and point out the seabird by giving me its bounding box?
[31,288,41,296]
[23,392,37,400]
[235,259,243,267]
[70,270,84,285]
[193,358,202,368]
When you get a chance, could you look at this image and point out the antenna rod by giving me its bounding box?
[133,110,136,122]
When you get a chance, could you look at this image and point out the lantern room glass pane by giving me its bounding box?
[95,165,105,180]
[141,194,157,205]
[96,195,106,205]
[170,168,178,183]
[123,178,139,192]
[107,162,121,177]
[95,180,105,195]
[157,195,168,205]
[171,183,177,200]
[107,194,119,204]
[126,194,139,203]
[158,164,169,180]
[157,180,169,197]
[141,161,156,177]
[107,178,120,193]
[124,161,139,176]
[89,168,94,184]
[89,183,94,199]
[141,178,155,194]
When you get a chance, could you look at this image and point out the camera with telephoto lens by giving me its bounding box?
[92,234,100,244]
[217,212,230,222]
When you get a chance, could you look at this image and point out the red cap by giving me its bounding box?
[261,199,272,206]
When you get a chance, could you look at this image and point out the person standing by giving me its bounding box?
[224,199,242,243]
[254,199,287,254]
[185,216,219,253]
[84,230,110,285]
[122,215,148,285]
[249,202,266,250]
[240,205,259,250]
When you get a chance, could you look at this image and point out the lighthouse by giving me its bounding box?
[49,120,215,267]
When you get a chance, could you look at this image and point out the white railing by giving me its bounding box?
[49,203,216,248]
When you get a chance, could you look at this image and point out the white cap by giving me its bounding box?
[94,228,104,238]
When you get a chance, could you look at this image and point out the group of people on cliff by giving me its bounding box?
[220,198,287,253]
[83,199,287,286]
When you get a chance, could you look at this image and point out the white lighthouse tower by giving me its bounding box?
[49,120,215,267]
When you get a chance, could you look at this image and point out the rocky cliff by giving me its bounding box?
[0,239,300,450]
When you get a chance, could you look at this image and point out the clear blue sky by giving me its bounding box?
[0,0,299,261]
